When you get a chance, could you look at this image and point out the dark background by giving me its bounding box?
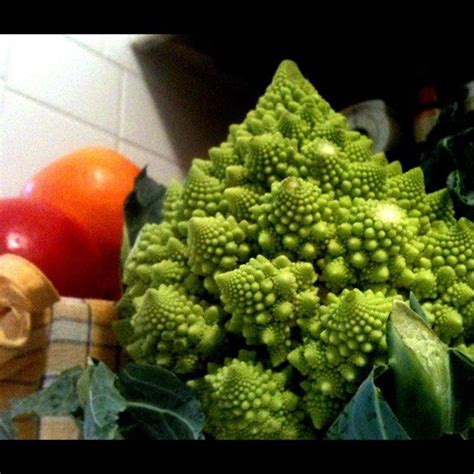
[134,34,473,170]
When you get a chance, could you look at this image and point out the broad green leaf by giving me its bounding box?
[408,292,430,326]
[448,348,474,435]
[0,411,16,440]
[448,168,474,221]
[112,319,136,347]
[82,362,127,440]
[387,301,453,439]
[418,93,474,220]
[118,363,205,440]
[120,224,131,281]
[325,365,410,440]
[10,366,83,418]
[123,167,167,248]
[76,365,94,409]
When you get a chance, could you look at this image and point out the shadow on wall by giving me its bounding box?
[131,36,260,174]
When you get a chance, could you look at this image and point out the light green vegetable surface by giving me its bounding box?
[117,60,474,439]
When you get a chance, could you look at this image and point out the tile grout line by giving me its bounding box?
[2,36,11,83]
[4,85,181,167]
[119,136,183,168]
[4,84,118,137]
[64,35,143,78]
[114,68,125,150]
[118,67,127,148]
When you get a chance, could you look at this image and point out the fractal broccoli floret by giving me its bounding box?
[123,222,177,286]
[425,188,456,226]
[344,134,374,163]
[118,59,474,439]
[386,167,430,215]
[252,177,325,260]
[224,185,263,221]
[162,180,183,225]
[461,301,474,339]
[188,358,309,439]
[216,255,318,366]
[422,301,464,344]
[127,285,225,374]
[121,222,201,307]
[317,199,420,291]
[288,289,399,429]
[187,214,255,277]
[179,164,227,220]
[422,218,474,277]
[208,143,243,180]
[245,132,300,187]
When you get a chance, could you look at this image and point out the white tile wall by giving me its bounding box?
[67,34,106,54]
[2,89,118,195]
[103,35,141,73]
[0,79,4,191]
[0,79,4,108]
[0,36,9,78]
[120,70,175,158]
[0,34,182,197]
[119,141,185,185]
[8,35,121,133]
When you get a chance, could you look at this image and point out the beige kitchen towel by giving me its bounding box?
[0,254,124,440]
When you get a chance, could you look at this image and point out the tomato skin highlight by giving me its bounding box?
[0,198,105,299]
[21,147,141,300]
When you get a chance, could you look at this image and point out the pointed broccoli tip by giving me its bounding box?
[188,216,208,234]
[457,216,474,233]
[275,59,304,81]
[405,166,425,182]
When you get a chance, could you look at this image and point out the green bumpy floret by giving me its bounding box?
[188,214,253,275]
[419,218,474,287]
[120,222,202,312]
[208,143,243,180]
[123,222,177,286]
[127,285,225,374]
[162,180,184,225]
[179,164,227,220]
[317,199,420,292]
[245,132,300,188]
[288,289,398,429]
[422,301,464,344]
[188,358,309,439]
[224,185,263,221]
[252,177,324,260]
[117,59,474,438]
[216,255,319,366]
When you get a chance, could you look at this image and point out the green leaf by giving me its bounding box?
[0,366,84,440]
[325,365,410,440]
[82,362,127,440]
[76,364,94,409]
[10,366,83,418]
[408,292,430,326]
[447,168,474,221]
[0,411,16,440]
[112,319,136,347]
[118,363,205,440]
[418,93,474,220]
[448,348,474,435]
[120,224,131,281]
[387,301,453,439]
[123,167,167,248]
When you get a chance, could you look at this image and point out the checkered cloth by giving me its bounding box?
[0,297,123,440]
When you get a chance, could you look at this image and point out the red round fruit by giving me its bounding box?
[0,198,104,298]
[21,147,141,300]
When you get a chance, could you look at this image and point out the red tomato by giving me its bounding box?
[21,147,140,300]
[0,198,104,298]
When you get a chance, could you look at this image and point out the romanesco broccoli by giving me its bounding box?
[118,59,474,439]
